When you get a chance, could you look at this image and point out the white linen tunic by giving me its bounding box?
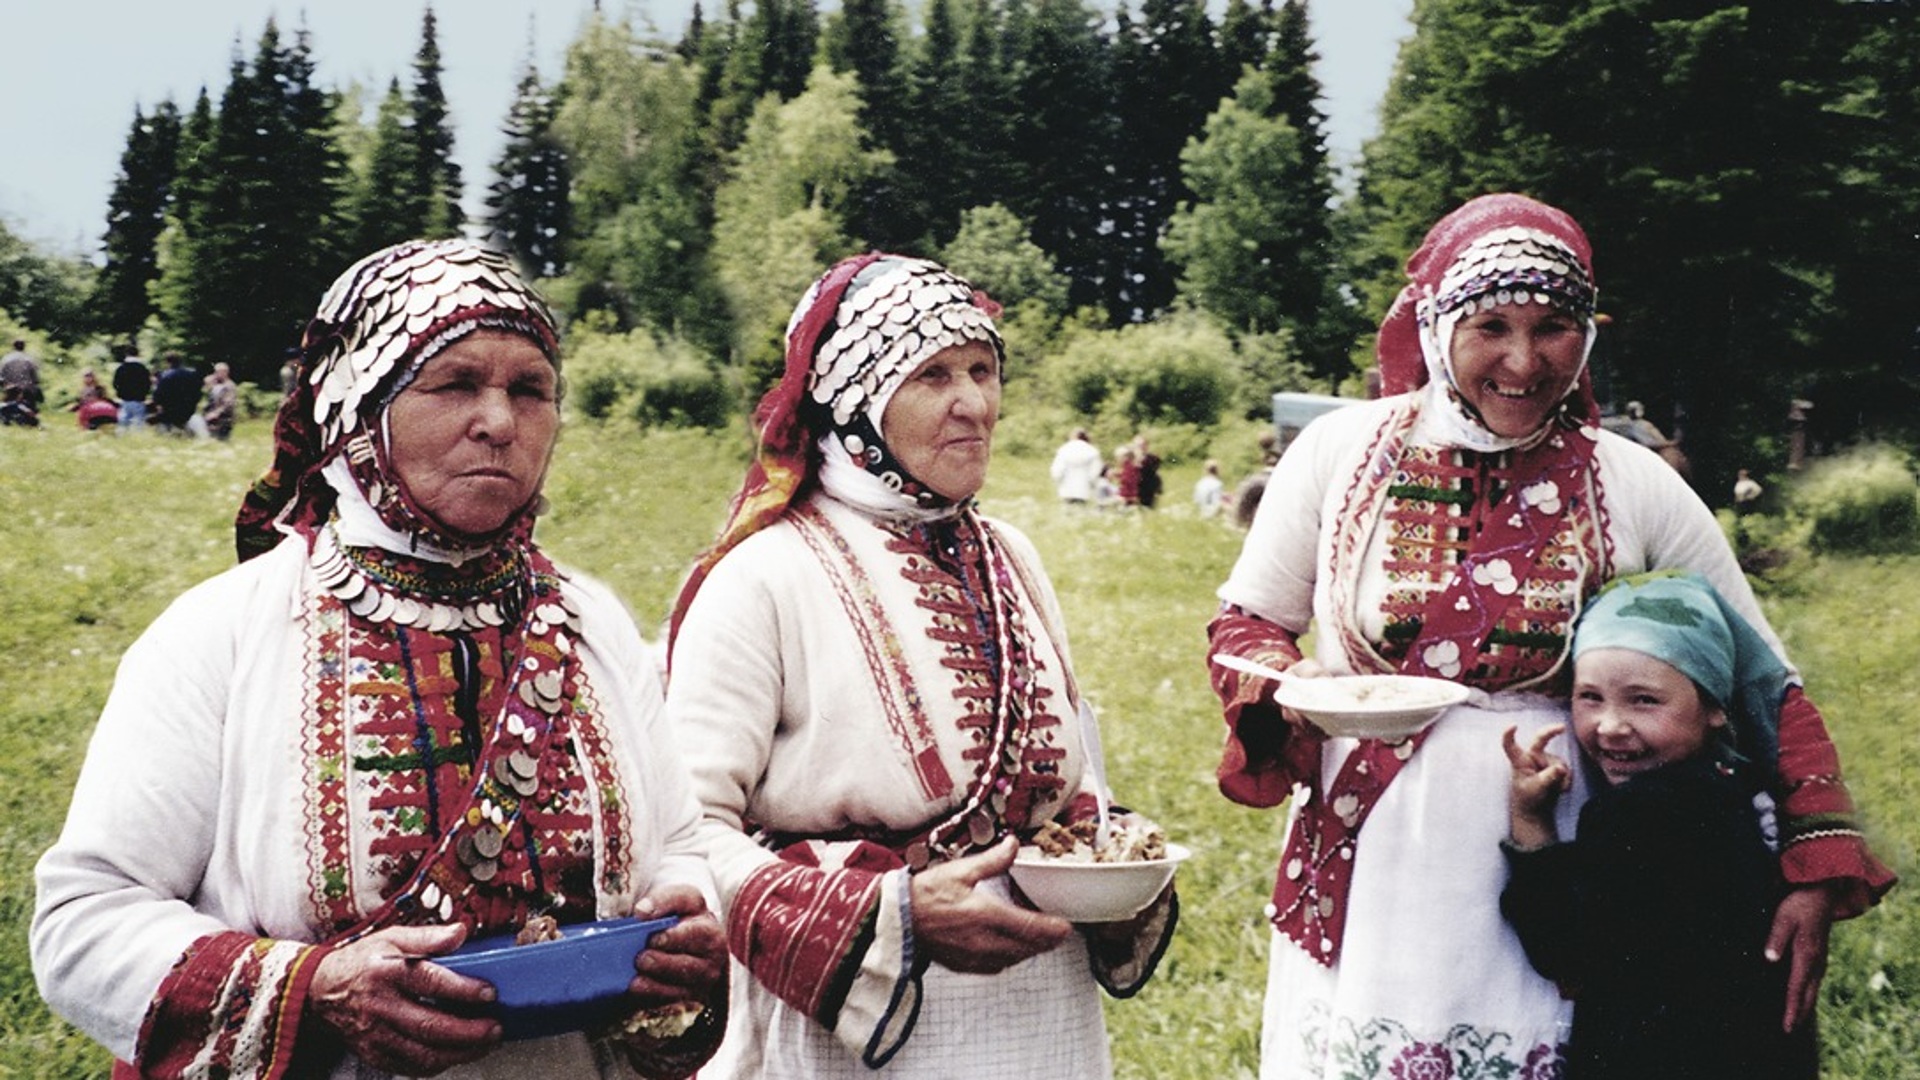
[1221,397,1794,1079]
[668,494,1118,1078]
[32,537,713,1080]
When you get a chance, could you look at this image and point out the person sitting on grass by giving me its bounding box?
[1499,571,1886,1079]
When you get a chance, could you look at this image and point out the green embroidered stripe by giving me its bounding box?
[353,744,472,772]
[1487,628,1565,651]
[1386,482,1473,506]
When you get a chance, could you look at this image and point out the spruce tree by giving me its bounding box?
[1102,0,1228,321]
[350,79,426,254]
[825,0,913,247]
[411,6,465,237]
[157,20,346,383]
[1002,0,1118,314]
[94,101,181,341]
[488,62,573,279]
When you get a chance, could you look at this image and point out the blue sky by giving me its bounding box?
[1,0,1411,256]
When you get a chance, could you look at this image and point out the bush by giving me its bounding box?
[1789,445,1919,554]
[563,326,732,429]
[1042,314,1243,428]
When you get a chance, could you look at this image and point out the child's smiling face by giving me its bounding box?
[1571,647,1727,785]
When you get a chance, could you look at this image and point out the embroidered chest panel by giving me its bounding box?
[298,585,630,938]
[1366,442,1607,689]
[791,505,1069,862]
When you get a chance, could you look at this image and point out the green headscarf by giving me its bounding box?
[1572,571,1786,777]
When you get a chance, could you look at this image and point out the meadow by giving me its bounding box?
[1,417,1914,1078]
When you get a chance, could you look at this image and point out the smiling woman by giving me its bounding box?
[1204,194,1894,1079]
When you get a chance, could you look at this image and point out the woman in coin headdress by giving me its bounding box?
[665,253,1176,1077]
[1203,194,1893,1078]
[33,239,728,1080]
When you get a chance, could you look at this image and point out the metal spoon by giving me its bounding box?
[1210,652,1294,685]
[1076,699,1113,851]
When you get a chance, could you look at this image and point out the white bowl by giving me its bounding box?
[1009,843,1190,923]
[1274,674,1470,740]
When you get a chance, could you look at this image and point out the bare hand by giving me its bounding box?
[1767,884,1836,1032]
[1272,658,1329,728]
[911,837,1072,974]
[1502,724,1570,849]
[629,885,729,1009]
[310,923,500,1075]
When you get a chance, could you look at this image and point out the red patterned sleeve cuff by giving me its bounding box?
[131,931,330,1080]
[1772,686,1897,917]
[1208,606,1318,808]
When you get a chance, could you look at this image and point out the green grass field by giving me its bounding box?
[1,417,1913,1078]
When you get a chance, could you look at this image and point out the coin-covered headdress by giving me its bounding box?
[669,252,1003,646]
[235,239,560,562]
[1375,193,1601,451]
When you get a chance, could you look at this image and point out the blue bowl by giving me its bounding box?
[436,915,679,1041]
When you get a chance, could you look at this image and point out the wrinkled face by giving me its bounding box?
[1571,647,1725,785]
[880,341,1001,502]
[386,330,560,538]
[1447,301,1587,438]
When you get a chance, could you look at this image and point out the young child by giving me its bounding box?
[1499,571,1818,1080]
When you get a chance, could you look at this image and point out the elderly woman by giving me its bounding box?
[666,253,1176,1077]
[1205,194,1893,1078]
[32,239,728,1080]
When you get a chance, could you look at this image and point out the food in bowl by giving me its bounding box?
[1274,674,1471,739]
[1011,813,1188,922]
[1027,812,1167,864]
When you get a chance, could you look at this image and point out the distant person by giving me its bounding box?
[1050,427,1105,507]
[1133,435,1163,509]
[1194,459,1225,518]
[1115,442,1141,506]
[1614,400,1674,450]
[1734,469,1763,516]
[201,362,238,440]
[1,338,43,410]
[112,344,152,431]
[72,368,119,431]
[1231,429,1283,529]
[1501,572,1824,1079]
[151,352,202,433]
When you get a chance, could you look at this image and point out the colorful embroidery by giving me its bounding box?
[1293,1000,1565,1080]
[298,546,618,943]
[1278,400,1613,966]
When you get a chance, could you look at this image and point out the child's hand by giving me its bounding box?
[1502,724,1570,849]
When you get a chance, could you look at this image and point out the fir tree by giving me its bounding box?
[93,101,181,340]
[487,61,573,278]
[1104,0,1230,321]
[411,6,464,237]
[1001,0,1118,314]
[155,20,347,383]
[350,79,426,254]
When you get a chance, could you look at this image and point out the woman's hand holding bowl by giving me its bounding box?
[627,884,729,1012]
[910,836,1072,974]
[309,922,500,1075]
[1270,658,1329,729]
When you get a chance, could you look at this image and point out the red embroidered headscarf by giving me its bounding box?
[668,252,1003,648]
[235,239,560,562]
[1375,193,1601,447]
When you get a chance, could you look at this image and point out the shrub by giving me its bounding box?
[563,326,731,429]
[1042,314,1243,428]
[1789,445,1919,554]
